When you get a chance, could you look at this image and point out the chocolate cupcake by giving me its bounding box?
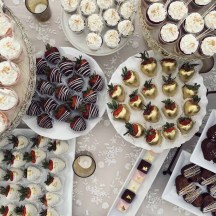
[201,138,216,162]
[181,163,202,183]
[207,125,216,142]
[183,187,203,207]
[201,169,216,186]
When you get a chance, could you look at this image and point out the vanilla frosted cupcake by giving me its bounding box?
[168,1,188,21]
[0,14,13,38]
[61,0,79,12]
[159,23,180,44]
[205,11,216,30]
[97,0,113,10]
[184,13,204,34]
[86,33,103,50]
[146,3,167,25]
[0,87,18,111]
[0,37,22,61]
[68,14,85,33]
[0,112,8,133]
[192,0,212,7]
[0,61,20,86]
[80,0,97,16]
[87,14,104,32]
[119,1,135,20]
[200,36,216,57]
[118,20,134,37]
[103,8,120,27]
[178,34,199,55]
[104,30,120,48]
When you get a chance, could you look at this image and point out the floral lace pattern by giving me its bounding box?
[7,0,216,215]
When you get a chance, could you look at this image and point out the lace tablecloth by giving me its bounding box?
[7,1,216,215]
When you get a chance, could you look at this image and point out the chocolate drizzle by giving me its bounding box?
[201,175,216,186]
[68,75,84,92]
[183,165,201,179]
[184,187,202,204]
[179,183,196,196]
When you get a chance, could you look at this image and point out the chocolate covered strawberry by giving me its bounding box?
[162,99,178,119]
[40,208,59,216]
[162,75,178,97]
[3,168,23,182]
[40,97,58,114]
[89,73,104,91]
[108,83,125,102]
[3,150,26,168]
[26,100,42,116]
[19,184,42,201]
[54,105,71,122]
[82,88,97,104]
[124,122,144,138]
[36,57,48,75]
[46,67,63,83]
[177,117,193,134]
[129,89,144,110]
[42,158,65,174]
[0,204,16,216]
[68,95,83,110]
[145,128,162,145]
[44,44,60,65]
[141,79,157,99]
[121,67,139,87]
[40,192,61,207]
[67,74,84,92]
[15,204,38,216]
[70,116,87,132]
[75,56,91,77]
[0,184,21,201]
[37,79,54,96]
[55,85,72,102]
[24,149,46,164]
[183,95,200,117]
[78,103,99,120]
[162,122,177,141]
[143,102,160,123]
[59,57,76,77]
[37,114,53,129]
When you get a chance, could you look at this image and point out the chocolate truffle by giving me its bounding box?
[137,159,151,174]
[207,125,216,142]
[181,163,202,183]
[201,169,216,186]
[201,138,216,161]
[121,189,136,204]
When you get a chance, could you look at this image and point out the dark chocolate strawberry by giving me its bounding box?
[67,75,84,92]
[70,116,87,131]
[46,67,63,83]
[37,114,53,129]
[82,88,97,104]
[37,80,54,96]
[78,103,99,119]
[75,56,91,77]
[44,44,60,65]
[89,73,104,91]
[36,57,48,75]
[55,85,72,102]
[26,100,42,116]
[59,57,76,77]
[54,105,71,122]
[68,95,83,110]
[40,97,58,114]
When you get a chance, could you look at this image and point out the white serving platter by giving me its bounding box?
[23,47,107,140]
[162,150,210,216]
[108,149,169,216]
[191,109,216,173]
[0,128,76,216]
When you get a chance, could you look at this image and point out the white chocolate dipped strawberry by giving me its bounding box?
[0,184,21,201]
[3,168,23,182]
[182,83,200,99]
[19,184,42,201]
[15,204,38,216]
[0,204,16,216]
[145,128,162,145]
[42,158,66,174]
[40,208,59,216]
[48,140,69,155]
[40,192,61,207]
[121,67,139,87]
[0,167,6,181]
[162,75,178,97]
[9,135,29,150]
[108,83,125,102]
[24,166,41,182]
[24,149,46,164]
[162,99,178,119]
[177,117,194,134]
[162,122,178,141]
[129,89,144,110]
[124,122,144,138]
[143,102,160,123]
[141,79,157,99]
[31,135,50,148]
[45,174,62,192]
[179,63,198,83]
[183,95,200,117]
[3,150,26,168]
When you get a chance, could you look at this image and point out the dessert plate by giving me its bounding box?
[191,110,216,174]
[106,50,208,153]
[23,47,107,140]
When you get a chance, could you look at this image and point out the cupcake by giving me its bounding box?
[205,11,216,29]
[159,23,180,44]
[86,33,103,50]
[0,37,22,61]
[61,0,79,12]
[0,61,20,86]
[0,87,18,111]
[80,0,97,16]
[104,30,120,48]
[87,14,104,32]
[146,3,167,26]
[118,20,134,37]
[200,36,216,57]
[119,1,135,20]
[97,0,113,10]
[192,0,212,7]
[68,14,85,33]
[103,8,120,27]
[0,112,8,133]
[177,34,199,55]
[0,14,12,38]
[167,1,188,21]
[184,13,204,34]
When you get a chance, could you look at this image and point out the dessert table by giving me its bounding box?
[6,0,216,215]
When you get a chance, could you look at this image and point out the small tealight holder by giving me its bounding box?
[72,151,96,178]
[25,0,51,22]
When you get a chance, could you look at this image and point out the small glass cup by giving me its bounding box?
[72,151,96,178]
[25,0,51,22]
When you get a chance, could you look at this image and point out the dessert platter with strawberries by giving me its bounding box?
[23,46,107,140]
[106,50,208,152]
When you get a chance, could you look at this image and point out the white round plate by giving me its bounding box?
[61,9,130,56]
[23,47,107,140]
[106,50,208,153]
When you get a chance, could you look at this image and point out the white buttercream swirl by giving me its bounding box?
[120,1,135,19]
[87,14,104,32]
[168,1,188,20]
[147,3,167,23]
[103,8,120,26]
[185,13,204,33]
[205,11,216,29]
[69,14,85,32]
[97,0,113,10]
[180,34,199,55]
[160,23,179,42]
[201,36,216,56]
[0,88,18,111]
[61,0,79,12]
[104,30,120,48]
[80,0,97,16]
[118,20,134,37]
[194,0,212,6]
[86,33,102,50]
